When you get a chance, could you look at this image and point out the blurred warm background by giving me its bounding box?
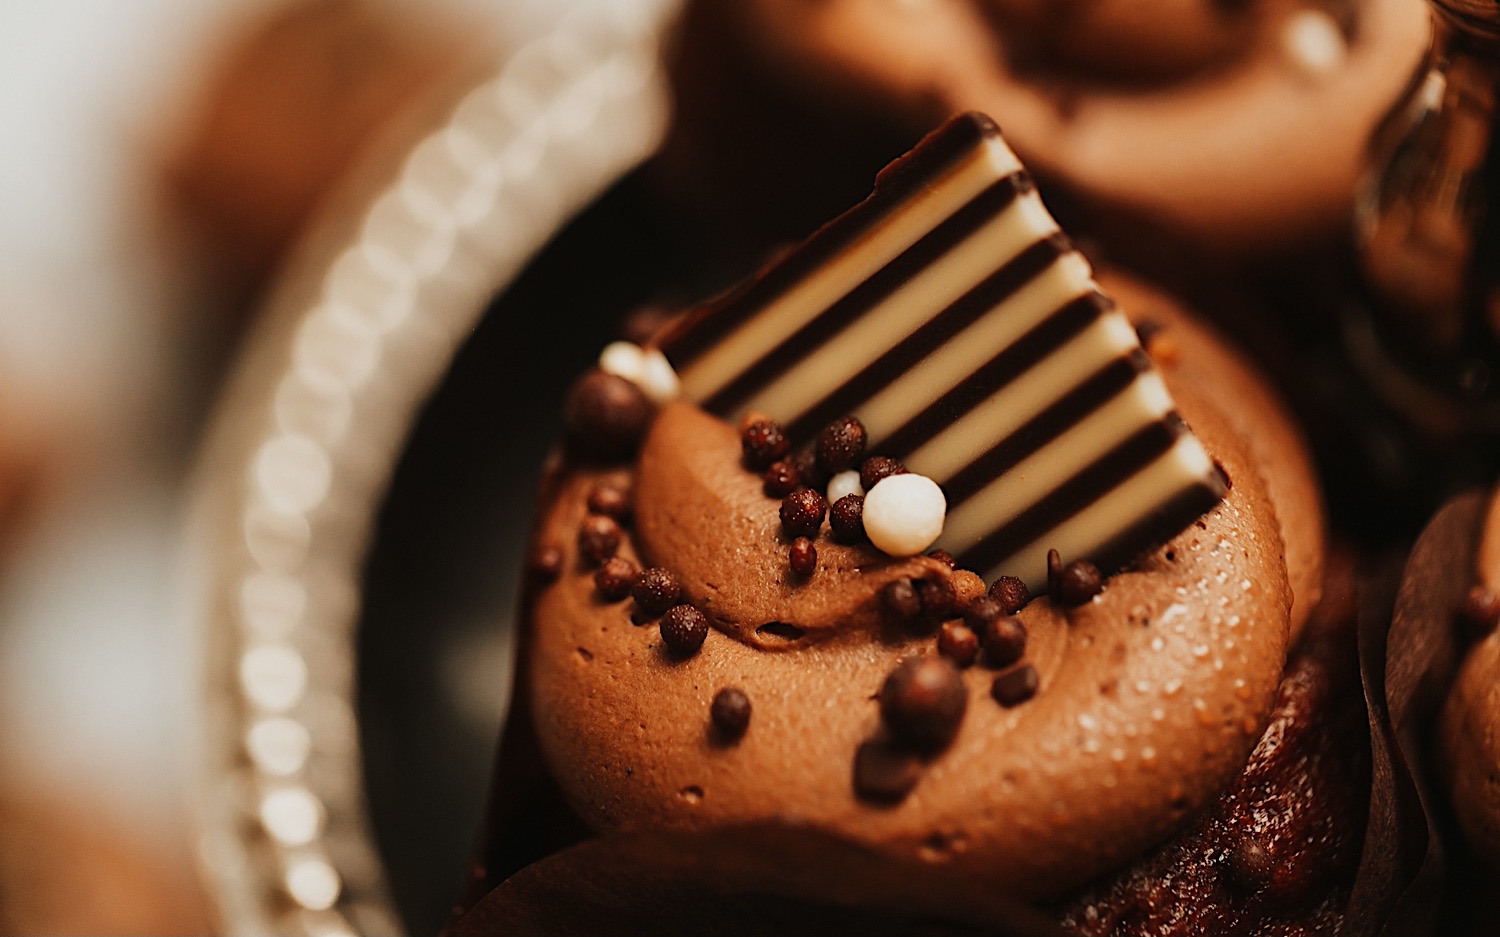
[0,2,572,932]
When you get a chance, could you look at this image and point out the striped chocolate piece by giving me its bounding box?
[657,113,1227,589]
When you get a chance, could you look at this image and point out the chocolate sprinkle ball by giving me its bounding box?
[991,664,1040,708]
[878,656,967,751]
[853,739,923,803]
[594,557,637,601]
[983,617,1028,669]
[914,577,957,623]
[927,549,955,569]
[937,621,981,668]
[762,458,802,498]
[1058,560,1104,607]
[563,370,654,462]
[989,575,1031,614]
[660,604,709,657]
[882,579,921,622]
[789,537,817,578]
[780,487,827,539]
[859,455,906,492]
[529,544,563,582]
[741,418,790,470]
[631,567,681,617]
[829,494,866,543]
[962,595,1006,632]
[577,515,623,566]
[586,482,632,520]
[816,416,868,474]
[709,687,752,739]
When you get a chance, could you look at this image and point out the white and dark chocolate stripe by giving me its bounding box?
[658,113,1227,589]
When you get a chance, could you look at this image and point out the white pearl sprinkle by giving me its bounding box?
[826,470,864,505]
[863,473,946,557]
[636,348,682,403]
[1282,10,1346,79]
[599,341,645,382]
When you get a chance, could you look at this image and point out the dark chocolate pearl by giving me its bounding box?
[816,416,868,474]
[914,577,957,622]
[792,448,827,490]
[741,419,790,470]
[1047,549,1063,602]
[660,604,709,657]
[632,566,681,617]
[529,544,564,582]
[927,549,955,569]
[710,687,752,739]
[937,621,981,668]
[989,575,1031,615]
[859,455,906,493]
[990,664,1039,707]
[882,579,921,621]
[878,656,968,751]
[829,494,866,543]
[789,537,818,578]
[1458,584,1500,637]
[983,616,1028,668]
[1223,839,1275,893]
[853,739,922,803]
[1057,560,1104,607]
[780,487,827,539]
[594,556,638,601]
[762,458,802,498]
[586,482,632,520]
[563,370,654,462]
[577,515,623,566]
[962,595,1006,632]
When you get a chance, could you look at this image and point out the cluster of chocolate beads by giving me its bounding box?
[853,547,1113,802]
[741,414,955,576]
[565,479,716,661]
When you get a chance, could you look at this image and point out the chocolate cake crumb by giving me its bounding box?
[632,567,681,617]
[829,494,866,543]
[983,617,1028,669]
[878,656,967,751]
[853,739,923,803]
[991,664,1040,708]
[660,604,709,657]
[741,418,790,470]
[762,458,802,498]
[937,621,981,669]
[989,575,1031,614]
[710,687,752,739]
[529,544,564,582]
[1047,548,1063,602]
[780,487,827,539]
[882,579,921,622]
[586,482,632,520]
[859,455,906,492]
[1058,560,1104,606]
[789,537,818,578]
[594,557,638,601]
[563,370,653,462]
[1457,583,1500,637]
[816,416,868,474]
[577,515,623,566]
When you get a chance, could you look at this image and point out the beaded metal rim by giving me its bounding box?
[186,3,679,933]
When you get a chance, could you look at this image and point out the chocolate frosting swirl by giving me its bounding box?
[524,271,1324,897]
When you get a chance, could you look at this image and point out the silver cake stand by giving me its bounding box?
[186,3,679,933]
